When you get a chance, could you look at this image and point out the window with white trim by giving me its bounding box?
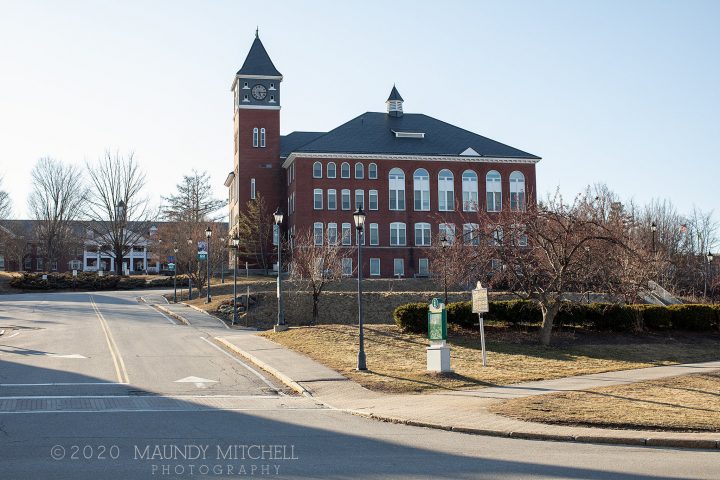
[250,178,256,199]
[463,223,480,246]
[341,162,350,179]
[252,128,259,147]
[438,169,454,211]
[390,222,406,246]
[393,258,404,277]
[355,189,364,210]
[341,189,351,210]
[418,258,429,276]
[327,162,336,178]
[342,258,353,276]
[342,223,352,246]
[355,163,364,179]
[313,162,322,178]
[389,168,405,211]
[439,223,455,244]
[368,163,378,179]
[36,258,44,271]
[327,189,337,210]
[369,190,378,210]
[313,189,323,209]
[369,223,379,246]
[486,170,502,212]
[414,222,432,246]
[510,171,526,211]
[314,223,323,246]
[413,168,430,211]
[491,226,504,246]
[462,170,479,212]
[370,258,380,276]
[327,223,338,245]
[260,128,266,147]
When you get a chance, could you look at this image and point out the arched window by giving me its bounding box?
[510,171,526,211]
[355,163,364,179]
[486,170,502,212]
[438,169,454,211]
[252,128,259,148]
[368,163,378,179]
[260,128,266,147]
[388,168,405,211]
[341,162,351,179]
[462,170,479,212]
[413,168,430,211]
[312,162,322,179]
[327,162,336,179]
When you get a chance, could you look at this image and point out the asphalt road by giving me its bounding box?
[0,290,718,480]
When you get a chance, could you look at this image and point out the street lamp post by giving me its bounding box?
[353,207,367,371]
[231,236,240,325]
[205,227,212,303]
[220,237,225,284]
[173,246,178,303]
[705,251,714,301]
[440,235,449,306]
[273,208,287,332]
[651,221,657,254]
[187,238,193,300]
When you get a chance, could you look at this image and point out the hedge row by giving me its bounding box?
[393,300,720,334]
[9,272,190,291]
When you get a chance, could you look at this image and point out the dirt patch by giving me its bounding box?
[489,371,720,432]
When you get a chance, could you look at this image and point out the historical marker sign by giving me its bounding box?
[427,298,447,341]
[472,282,489,314]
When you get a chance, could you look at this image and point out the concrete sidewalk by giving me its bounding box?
[163,304,720,449]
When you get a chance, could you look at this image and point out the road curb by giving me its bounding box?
[153,304,190,326]
[214,337,310,397]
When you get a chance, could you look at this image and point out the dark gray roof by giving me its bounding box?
[280,131,326,158]
[237,36,282,77]
[387,85,403,102]
[288,112,540,159]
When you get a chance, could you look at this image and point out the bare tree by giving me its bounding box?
[85,152,156,275]
[0,176,10,220]
[27,158,86,270]
[235,193,273,273]
[161,170,226,223]
[288,228,354,324]
[0,222,32,271]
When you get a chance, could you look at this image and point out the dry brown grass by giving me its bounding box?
[490,371,720,432]
[259,324,720,394]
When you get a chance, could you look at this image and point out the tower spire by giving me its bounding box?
[255,26,259,38]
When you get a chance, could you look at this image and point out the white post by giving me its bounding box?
[479,315,487,367]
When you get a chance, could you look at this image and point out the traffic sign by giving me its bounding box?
[197,253,207,261]
[168,263,175,271]
[168,255,175,263]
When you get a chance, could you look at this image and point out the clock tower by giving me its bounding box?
[230,30,283,237]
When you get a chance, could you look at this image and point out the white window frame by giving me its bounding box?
[414,222,432,246]
[369,190,378,210]
[342,258,353,276]
[327,162,336,179]
[252,128,259,147]
[313,161,323,179]
[413,168,430,211]
[355,162,364,179]
[369,223,379,246]
[313,223,324,246]
[342,223,352,246]
[369,258,380,276]
[390,222,407,246]
[393,258,404,277]
[355,189,364,210]
[463,223,480,246]
[486,170,502,212]
[462,170,479,212]
[418,258,429,277]
[313,189,323,210]
[438,169,454,211]
[327,189,337,210]
[389,168,405,211]
[341,162,351,179]
[439,223,455,244]
[341,189,351,210]
[250,178,256,200]
[368,163,378,179]
[260,128,266,147]
[510,171,526,211]
[328,223,338,245]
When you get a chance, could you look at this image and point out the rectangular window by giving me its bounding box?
[369,223,379,246]
[369,190,378,210]
[253,128,259,147]
[24,257,32,270]
[439,223,455,244]
[341,189,351,210]
[355,189,364,210]
[260,128,266,147]
[414,223,431,246]
[342,223,352,246]
[463,223,480,246]
[328,223,338,245]
[487,192,501,212]
[314,223,324,246]
[250,178,256,200]
[393,258,404,277]
[327,189,337,210]
[370,258,380,276]
[313,189,323,209]
[390,223,406,246]
[418,258,429,276]
[36,258,44,271]
[342,258,353,276]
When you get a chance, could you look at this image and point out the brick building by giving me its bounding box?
[228,33,541,278]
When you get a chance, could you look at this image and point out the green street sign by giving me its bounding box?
[197,253,207,261]
[168,263,175,271]
[428,297,447,341]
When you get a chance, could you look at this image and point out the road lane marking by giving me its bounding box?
[0,407,330,415]
[146,305,177,325]
[46,353,87,359]
[90,296,130,384]
[199,336,283,395]
[0,395,280,400]
[174,376,218,388]
[0,382,128,387]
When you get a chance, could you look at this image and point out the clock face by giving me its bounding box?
[251,84,267,100]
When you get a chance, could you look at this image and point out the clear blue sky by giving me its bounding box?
[1,0,718,219]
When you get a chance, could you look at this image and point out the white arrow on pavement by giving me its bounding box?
[46,353,87,359]
[174,376,218,388]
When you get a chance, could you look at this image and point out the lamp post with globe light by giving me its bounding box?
[353,207,367,371]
